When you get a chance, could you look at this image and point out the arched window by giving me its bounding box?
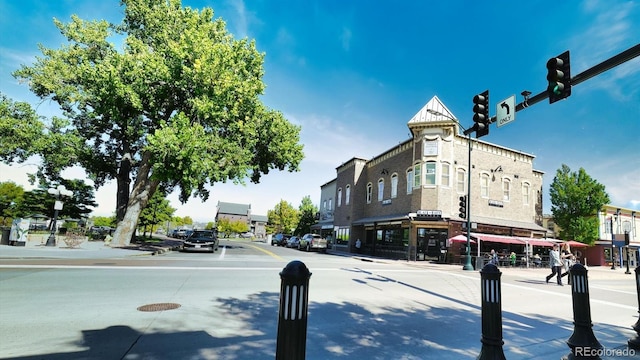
[406,168,413,194]
[366,183,372,204]
[345,185,351,205]
[503,178,511,201]
[522,182,530,205]
[337,188,342,207]
[441,162,450,187]
[391,173,398,198]
[378,178,384,202]
[456,168,466,193]
[425,161,436,185]
[480,173,490,197]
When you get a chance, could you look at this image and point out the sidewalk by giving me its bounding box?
[0,237,182,259]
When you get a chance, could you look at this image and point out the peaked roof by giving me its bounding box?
[407,96,457,125]
[217,201,251,216]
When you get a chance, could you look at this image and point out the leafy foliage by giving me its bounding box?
[268,199,299,235]
[549,164,610,245]
[137,190,175,235]
[295,196,318,235]
[8,0,304,246]
[0,181,25,226]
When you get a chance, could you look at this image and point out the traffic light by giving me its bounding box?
[546,50,571,104]
[458,195,467,219]
[472,90,489,138]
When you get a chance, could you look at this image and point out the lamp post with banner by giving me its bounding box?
[45,184,74,247]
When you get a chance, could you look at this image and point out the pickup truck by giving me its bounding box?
[298,233,328,252]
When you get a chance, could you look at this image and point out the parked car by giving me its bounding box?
[174,228,192,239]
[182,230,219,253]
[286,236,300,248]
[298,233,327,252]
[271,233,291,246]
[239,231,255,238]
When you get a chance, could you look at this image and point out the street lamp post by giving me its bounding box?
[625,221,633,275]
[45,184,74,247]
[427,109,474,271]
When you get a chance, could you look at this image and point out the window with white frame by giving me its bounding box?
[522,182,530,205]
[323,200,327,211]
[503,178,511,201]
[345,185,351,205]
[441,163,450,187]
[328,198,333,210]
[425,161,436,185]
[377,179,384,202]
[413,163,421,188]
[366,183,372,203]
[337,188,342,207]
[456,169,466,193]
[406,169,413,194]
[391,173,398,198]
[480,173,490,197]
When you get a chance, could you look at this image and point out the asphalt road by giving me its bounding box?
[1,240,639,359]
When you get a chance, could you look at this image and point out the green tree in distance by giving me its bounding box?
[9,0,304,246]
[549,164,610,245]
[295,195,318,235]
[268,199,298,235]
[138,189,175,238]
[0,181,25,226]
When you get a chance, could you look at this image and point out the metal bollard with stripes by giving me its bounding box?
[628,266,640,349]
[563,263,602,360]
[478,263,506,360]
[276,260,312,360]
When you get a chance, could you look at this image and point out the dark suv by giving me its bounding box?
[271,233,291,246]
[182,230,219,253]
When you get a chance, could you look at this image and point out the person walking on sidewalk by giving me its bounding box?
[546,244,564,285]
[355,238,362,254]
[560,242,575,284]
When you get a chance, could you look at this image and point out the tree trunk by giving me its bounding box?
[111,151,159,247]
[116,152,132,222]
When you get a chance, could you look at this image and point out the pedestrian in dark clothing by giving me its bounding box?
[546,244,564,285]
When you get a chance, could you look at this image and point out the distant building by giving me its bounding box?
[215,201,267,238]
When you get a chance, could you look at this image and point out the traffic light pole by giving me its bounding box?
[487,43,640,123]
[463,131,474,271]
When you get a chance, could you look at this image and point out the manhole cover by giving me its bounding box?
[137,303,181,312]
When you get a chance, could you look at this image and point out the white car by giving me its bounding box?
[298,233,327,252]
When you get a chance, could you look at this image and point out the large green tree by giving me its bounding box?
[9,0,303,246]
[268,199,299,235]
[549,164,610,245]
[294,195,318,235]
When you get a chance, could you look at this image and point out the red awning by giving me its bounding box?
[449,234,476,244]
[564,240,589,248]
[470,233,525,245]
[520,238,556,247]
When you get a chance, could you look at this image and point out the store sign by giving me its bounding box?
[488,200,504,208]
[416,210,442,218]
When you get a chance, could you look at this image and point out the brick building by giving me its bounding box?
[318,96,548,263]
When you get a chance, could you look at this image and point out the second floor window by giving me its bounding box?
[441,163,450,187]
[480,173,490,197]
[391,173,398,198]
[406,169,413,194]
[425,161,436,185]
[378,179,384,201]
[366,183,372,203]
[456,169,466,193]
[345,185,351,205]
[337,188,342,207]
[413,164,422,188]
[503,179,511,201]
[522,183,530,205]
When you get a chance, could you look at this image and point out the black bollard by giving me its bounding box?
[276,260,312,360]
[477,263,506,360]
[563,263,603,360]
[628,266,640,349]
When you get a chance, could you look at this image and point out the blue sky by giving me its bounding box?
[1,0,639,222]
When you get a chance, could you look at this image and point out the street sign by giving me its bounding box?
[496,95,516,127]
